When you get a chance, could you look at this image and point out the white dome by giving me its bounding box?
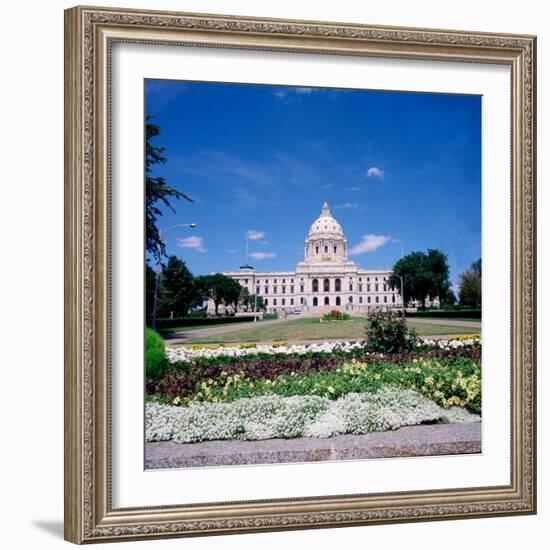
[307,201,345,238]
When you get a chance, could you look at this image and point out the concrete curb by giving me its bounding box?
[145,422,481,469]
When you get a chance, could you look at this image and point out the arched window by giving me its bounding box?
[336,296,341,306]
[324,296,330,306]
[334,246,337,253]
[313,297,318,306]
[324,245,328,253]
[323,278,330,292]
[335,278,341,292]
[312,279,319,292]
[349,296,353,303]
[315,246,319,254]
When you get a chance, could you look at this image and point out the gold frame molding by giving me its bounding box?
[64,5,537,544]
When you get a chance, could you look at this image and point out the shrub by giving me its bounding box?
[321,310,351,321]
[364,311,418,353]
[146,328,167,380]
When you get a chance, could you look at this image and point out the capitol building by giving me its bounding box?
[211,201,406,316]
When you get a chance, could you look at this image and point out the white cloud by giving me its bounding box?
[227,249,237,254]
[249,252,277,260]
[176,236,207,253]
[246,229,265,241]
[367,166,384,178]
[335,202,360,210]
[349,234,391,256]
[323,183,335,189]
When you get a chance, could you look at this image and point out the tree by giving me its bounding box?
[458,258,482,308]
[146,117,193,260]
[145,263,158,320]
[159,256,196,317]
[441,288,457,307]
[425,248,452,305]
[389,249,451,308]
[200,273,241,316]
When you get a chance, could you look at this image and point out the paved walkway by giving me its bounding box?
[164,317,292,343]
[146,422,481,469]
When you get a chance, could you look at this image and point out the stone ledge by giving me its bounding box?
[145,422,481,469]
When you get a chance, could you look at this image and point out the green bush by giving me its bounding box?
[406,309,481,319]
[364,311,418,353]
[146,328,167,380]
[321,310,351,321]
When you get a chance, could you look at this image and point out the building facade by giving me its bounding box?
[209,201,411,316]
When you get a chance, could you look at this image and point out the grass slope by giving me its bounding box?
[179,317,479,344]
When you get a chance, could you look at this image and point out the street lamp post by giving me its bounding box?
[393,274,405,316]
[151,223,197,331]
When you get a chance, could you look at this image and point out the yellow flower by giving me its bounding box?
[172,396,181,406]
[327,386,335,394]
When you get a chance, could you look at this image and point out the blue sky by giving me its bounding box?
[145,79,481,292]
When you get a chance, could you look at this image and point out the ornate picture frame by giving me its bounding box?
[64,5,536,544]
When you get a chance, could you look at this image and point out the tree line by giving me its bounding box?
[389,249,481,309]
[146,256,266,320]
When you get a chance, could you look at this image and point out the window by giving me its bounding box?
[282,298,286,305]
[291,279,294,284]
[274,279,277,283]
[359,296,363,304]
[375,277,379,281]
[375,296,379,303]
[283,279,286,283]
[323,278,330,292]
[375,283,379,292]
[300,297,304,305]
[368,296,371,303]
[367,277,370,282]
[244,279,248,284]
[274,299,277,305]
[324,245,328,253]
[300,285,304,293]
[256,287,260,295]
[265,286,268,294]
[315,246,319,254]
[359,284,363,292]
[384,296,387,303]
[383,284,387,292]
[359,278,362,282]
[312,279,319,292]
[313,297,318,306]
[349,284,353,291]
[367,284,371,292]
[290,286,294,293]
[392,295,396,303]
[324,296,330,306]
[336,296,341,306]
[265,279,268,284]
[265,299,268,305]
[274,287,278,294]
[335,278,341,292]
[290,298,294,305]
[334,246,337,253]
[282,286,286,294]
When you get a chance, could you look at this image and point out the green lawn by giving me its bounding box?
[179,317,480,344]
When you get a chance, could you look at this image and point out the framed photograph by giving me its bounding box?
[64,5,537,544]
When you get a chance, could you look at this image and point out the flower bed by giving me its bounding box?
[166,337,480,364]
[146,386,480,444]
[148,355,481,413]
